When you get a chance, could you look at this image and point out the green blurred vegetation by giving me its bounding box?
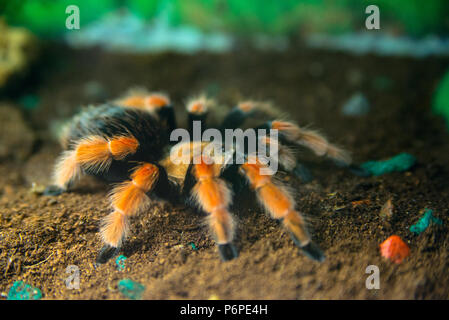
[433,69,449,129]
[1,0,117,36]
[1,0,449,37]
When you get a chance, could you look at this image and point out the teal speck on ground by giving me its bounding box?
[360,153,416,176]
[7,281,42,300]
[189,242,198,250]
[118,279,145,300]
[410,209,443,235]
[115,255,127,271]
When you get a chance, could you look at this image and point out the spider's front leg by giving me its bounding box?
[96,163,159,264]
[239,157,325,262]
[190,156,238,261]
[44,135,139,196]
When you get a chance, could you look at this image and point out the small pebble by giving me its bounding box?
[117,279,145,300]
[115,255,127,271]
[30,182,46,195]
[379,235,410,264]
[360,153,416,176]
[379,199,394,220]
[342,93,370,116]
[7,281,42,300]
[410,209,442,235]
[351,199,371,208]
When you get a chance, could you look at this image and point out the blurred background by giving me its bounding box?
[3,0,449,38]
[1,0,449,125]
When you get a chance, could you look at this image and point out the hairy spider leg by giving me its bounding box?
[220,102,316,181]
[186,97,210,136]
[239,157,325,262]
[190,155,238,261]
[270,120,352,166]
[46,135,139,195]
[96,163,159,264]
[117,93,176,132]
[220,101,280,130]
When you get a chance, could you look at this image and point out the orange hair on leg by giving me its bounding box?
[75,136,112,172]
[100,211,129,248]
[53,150,82,189]
[100,163,159,247]
[52,135,139,190]
[192,156,235,244]
[109,136,139,160]
[240,160,312,248]
[119,95,146,108]
[76,135,139,171]
[116,92,170,112]
[186,95,213,115]
[271,120,351,165]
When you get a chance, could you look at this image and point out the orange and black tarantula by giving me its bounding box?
[44,89,354,264]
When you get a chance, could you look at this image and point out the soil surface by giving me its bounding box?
[1,44,449,300]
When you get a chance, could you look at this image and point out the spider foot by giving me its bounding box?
[290,233,325,262]
[300,241,326,262]
[218,243,238,261]
[96,244,121,265]
[43,185,65,196]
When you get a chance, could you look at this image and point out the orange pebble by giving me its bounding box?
[351,199,371,208]
[379,235,410,264]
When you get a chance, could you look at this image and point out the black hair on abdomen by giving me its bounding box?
[64,104,169,172]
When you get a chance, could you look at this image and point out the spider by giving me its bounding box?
[44,89,353,264]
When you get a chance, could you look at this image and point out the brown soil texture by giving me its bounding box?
[1,44,449,300]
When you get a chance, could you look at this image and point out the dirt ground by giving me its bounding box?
[0,44,449,300]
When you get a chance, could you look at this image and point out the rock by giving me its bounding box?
[379,235,410,264]
[341,92,370,116]
[7,281,42,300]
[0,104,35,161]
[409,209,442,235]
[0,21,39,91]
[118,279,145,300]
[379,199,394,221]
[23,146,57,186]
[115,255,127,271]
[360,153,416,176]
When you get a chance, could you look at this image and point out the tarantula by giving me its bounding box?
[44,89,353,264]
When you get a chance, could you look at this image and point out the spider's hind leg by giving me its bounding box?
[220,100,279,130]
[239,157,325,262]
[270,120,352,166]
[272,120,372,177]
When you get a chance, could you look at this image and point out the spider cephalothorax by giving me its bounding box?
[45,89,353,264]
